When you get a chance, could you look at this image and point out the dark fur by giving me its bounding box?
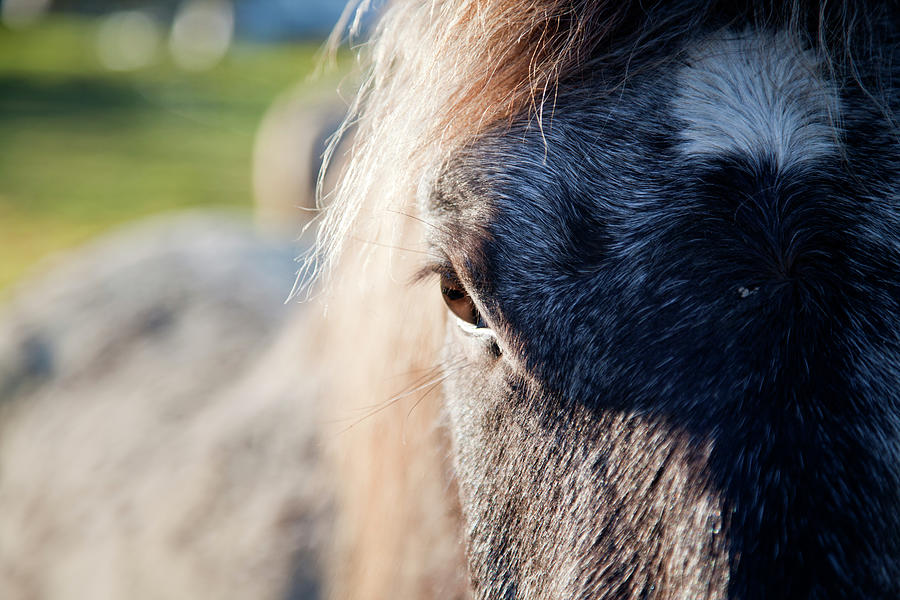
[419,2,900,597]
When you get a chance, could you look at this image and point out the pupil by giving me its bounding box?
[442,286,466,301]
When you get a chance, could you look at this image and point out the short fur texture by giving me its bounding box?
[316,2,900,598]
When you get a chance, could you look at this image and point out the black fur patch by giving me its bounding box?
[428,10,900,598]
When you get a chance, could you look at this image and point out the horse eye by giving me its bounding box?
[440,273,485,327]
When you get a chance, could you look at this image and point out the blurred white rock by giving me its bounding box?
[1,0,51,29]
[96,11,163,72]
[253,88,350,236]
[169,0,234,71]
[0,212,329,600]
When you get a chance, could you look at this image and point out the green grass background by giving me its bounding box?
[0,17,339,293]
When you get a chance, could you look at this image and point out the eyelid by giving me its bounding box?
[456,316,498,338]
[413,260,457,284]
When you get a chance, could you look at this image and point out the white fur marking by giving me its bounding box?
[674,32,840,168]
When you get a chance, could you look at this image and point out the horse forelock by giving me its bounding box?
[311,0,632,291]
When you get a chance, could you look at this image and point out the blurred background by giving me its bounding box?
[0,0,357,293]
[0,2,366,598]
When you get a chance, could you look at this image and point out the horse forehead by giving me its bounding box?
[673,31,840,169]
[430,29,847,240]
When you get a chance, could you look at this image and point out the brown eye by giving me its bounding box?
[440,273,483,327]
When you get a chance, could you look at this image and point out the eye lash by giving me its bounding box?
[412,260,457,285]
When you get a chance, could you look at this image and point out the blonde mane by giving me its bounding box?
[309,6,626,592]
[308,3,631,595]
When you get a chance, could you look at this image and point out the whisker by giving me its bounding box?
[385,209,454,237]
[348,235,435,256]
[401,382,444,445]
[330,356,468,434]
[331,359,457,431]
[349,364,446,412]
[335,372,451,435]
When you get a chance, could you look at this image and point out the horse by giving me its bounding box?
[312,0,900,598]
